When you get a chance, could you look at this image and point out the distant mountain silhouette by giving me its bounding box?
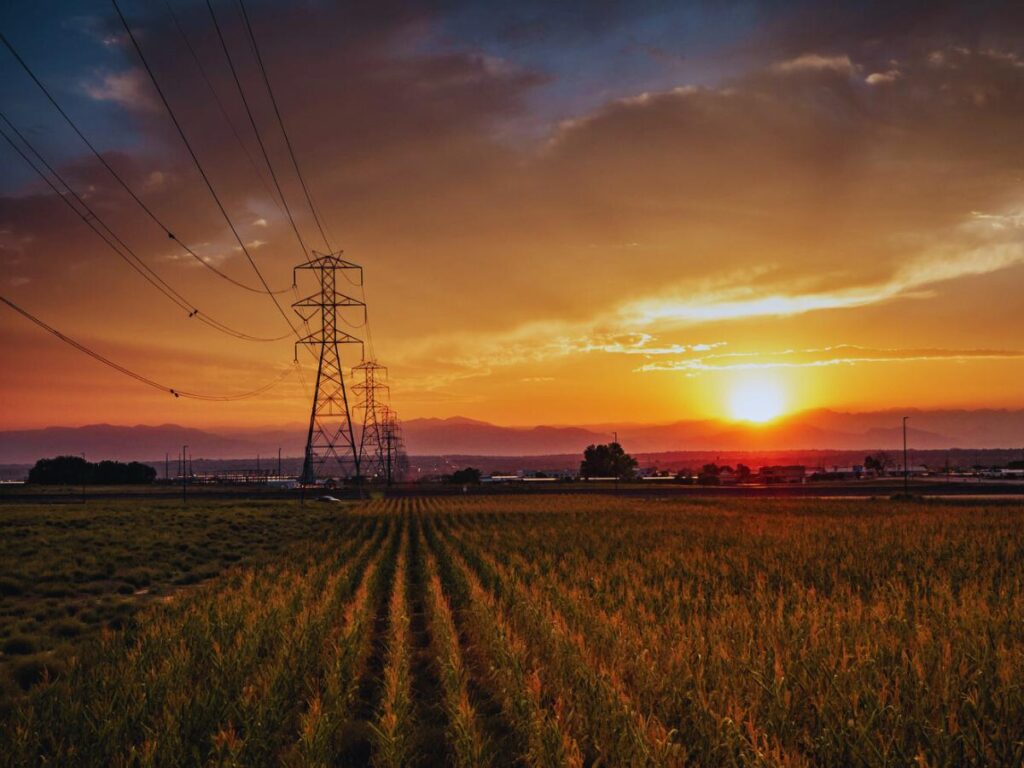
[0,424,296,464]
[401,410,1023,454]
[1,409,1021,463]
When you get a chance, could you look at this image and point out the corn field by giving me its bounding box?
[3,495,1023,767]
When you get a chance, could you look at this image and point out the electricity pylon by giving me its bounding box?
[353,359,390,480]
[293,251,365,484]
[379,406,408,485]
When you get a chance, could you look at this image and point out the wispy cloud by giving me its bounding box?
[773,53,855,75]
[392,212,1024,393]
[81,69,158,112]
[636,345,1024,374]
[621,237,1024,328]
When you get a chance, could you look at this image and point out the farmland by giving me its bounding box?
[2,496,1023,767]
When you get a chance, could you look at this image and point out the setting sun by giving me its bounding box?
[728,378,786,423]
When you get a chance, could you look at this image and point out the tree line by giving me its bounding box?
[28,456,156,485]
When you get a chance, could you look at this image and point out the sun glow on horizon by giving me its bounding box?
[728,376,786,423]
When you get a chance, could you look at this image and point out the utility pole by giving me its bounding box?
[81,452,86,504]
[902,416,909,496]
[277,447,282,478]
[386,427,393,488]
[165,452,169,482]
[293,251,365,487]
[613,431,619,493]
[182,444,188,505]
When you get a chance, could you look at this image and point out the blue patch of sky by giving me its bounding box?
[0,1,146,193]
[434,1,771,137]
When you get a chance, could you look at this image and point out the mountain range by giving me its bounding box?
[0,409,1022,464]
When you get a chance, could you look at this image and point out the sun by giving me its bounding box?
[728,377,786,423]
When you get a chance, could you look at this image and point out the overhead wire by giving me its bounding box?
[163,0,286,221]
[237,0,333,251]
[112,0,300,340]
[0,294,296,401]
[235,0,383,364]
[0,31,290,297]
[205,0,313,265]
[237,1,390,403]
[0,114,289,343]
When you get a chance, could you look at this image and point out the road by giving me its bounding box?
[2,478,1023,504]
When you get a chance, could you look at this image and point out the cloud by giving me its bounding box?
[142,171,166,190]
[81,69,158,112]
[388,208,1024,393]
[865,70,901,85]
[773,53,854,75]
[636,345,1024,374]
[619,247,1024,328]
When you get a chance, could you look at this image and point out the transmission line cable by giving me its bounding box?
[112,0,300,339]
[0,294,296,401]
[164,0,286,220]
[0,116,289,342]
[205,0,311,263]
[235,0,383,363]
[237,0,333,251]
[0,31,290,296]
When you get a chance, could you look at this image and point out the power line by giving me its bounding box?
[237,0,333,251]
[0,294,296,401]
[0,31,290,297]
[0,114,288,343]
[204,0,311,262]
[234,0,381,362]
[163,0,286,221]
[112,0,299,339]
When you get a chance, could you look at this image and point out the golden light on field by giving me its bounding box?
[727,376,786,423]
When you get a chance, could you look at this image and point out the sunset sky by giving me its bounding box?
[1,0,1023,430]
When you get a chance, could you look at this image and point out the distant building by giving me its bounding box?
[759,465,806,484]
[717,467,738,485]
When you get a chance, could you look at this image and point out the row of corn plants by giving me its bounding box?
[440,515,684,767]
[286,516,398,767]
[422,515,584,767]
[421,542,489,768]
[370,515,413,767]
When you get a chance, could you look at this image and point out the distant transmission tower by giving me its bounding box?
[379,406,408,485]
[353,360,390,481]
[293,251,365,484]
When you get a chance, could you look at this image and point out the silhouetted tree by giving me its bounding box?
[445,467,481,484]
[698,463,720,485]
[580,442,637,480]
[27,456,156,485]
[865,451,893,473]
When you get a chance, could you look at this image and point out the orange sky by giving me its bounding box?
[1,3,1023,429]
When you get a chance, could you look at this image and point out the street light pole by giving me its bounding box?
[613,431,619,493]
[902,416,909,496]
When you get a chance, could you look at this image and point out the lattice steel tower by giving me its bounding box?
[379,405,407,485]
[353,360,390,480]
[293,252,365,483]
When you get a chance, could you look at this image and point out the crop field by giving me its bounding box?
[2,495,1023,767]
[0,500,352,701]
